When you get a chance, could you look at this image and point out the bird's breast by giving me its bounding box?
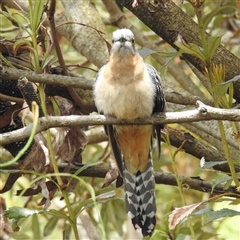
[94,65,155,120]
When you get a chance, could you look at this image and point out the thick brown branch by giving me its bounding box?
[121,0,240,102]
[1,67,213,107]
[167,128,239,173]
[102,0,206,98]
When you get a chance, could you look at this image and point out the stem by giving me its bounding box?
[28,1,80,236]
[195,7,208,62]
[38,84,80,240]
[231,122,240,150]
[165,131,196,240]
[62,191,79,239]
[0,102,38,167]
[195,3,240,187]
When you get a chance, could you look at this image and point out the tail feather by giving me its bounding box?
[123,159,156,236]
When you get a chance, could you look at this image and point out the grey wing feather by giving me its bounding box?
[145,64,166,160]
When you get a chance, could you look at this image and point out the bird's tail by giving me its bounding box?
[123,159,156,237]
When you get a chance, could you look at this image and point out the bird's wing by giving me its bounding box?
[105,125,123,177]
[145,64,166,160]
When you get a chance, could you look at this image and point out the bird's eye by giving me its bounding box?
[112,39,114,43]
[132,38,135,44]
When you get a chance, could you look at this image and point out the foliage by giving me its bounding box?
[0,0,240,239]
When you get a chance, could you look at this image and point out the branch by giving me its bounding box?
[1,0,29,11]
[1,66,213,107]
[167,128,240,173]
[167,103,240,158]
[102,0,206,98]
[1,163,238,195]
[57,0,109,68]
[182,122,239,160]
[85,126,240,173]
[121,0,240,102]
[1,67,94,89]
[1,101,240,145]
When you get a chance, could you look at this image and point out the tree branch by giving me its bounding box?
[85,126,240,173]
[1,101,240,145]
[121,0,240,102]
[102,0,206,99]
[1,66,214,107]
[1,67,94,89]
[1,163,239,196]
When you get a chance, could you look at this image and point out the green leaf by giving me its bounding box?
[223,179,233,190]
[32,214,41,239]
[160,51,182,77]
[211,176,233,193]
[0,11,26,29]
[174,42,205,63]
[202,208,240,225]
[203,5,236,29]
[160,199,175,232]
[176,220,202,236]
[215,82,231,97]
[164,199,175,215]
[63,223,72,240]
[151,229,171,240]
[233,159,240,166]
[48,209,70,221]
[175,234,189,240]
[4,207,44,219]
[11,218,20,232]
[197,232,218,240]
[157,51,179,58]
[138,47,178,59]
[43,216,59,236]
[29,0,45,32]
[41,55,55,70]
[73,189,122,217]
[18,10,31,22]
[4,207,46,232]
[207,36,222,59]
[101,198,125,236]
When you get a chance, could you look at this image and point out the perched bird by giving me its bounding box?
[94,28,165,236]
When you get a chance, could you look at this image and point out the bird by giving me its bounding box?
[94,28,165,237]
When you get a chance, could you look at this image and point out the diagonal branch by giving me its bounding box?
[121,0,240,102]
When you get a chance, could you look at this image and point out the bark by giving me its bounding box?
[120,0,240,102]
[1,163,239,195]
[102,0,206,98]
[1,102,240,145]
[56,0,109,68]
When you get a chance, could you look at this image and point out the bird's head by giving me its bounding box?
[111,29,137,55]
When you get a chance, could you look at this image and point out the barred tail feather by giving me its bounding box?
[123,160,156,236]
